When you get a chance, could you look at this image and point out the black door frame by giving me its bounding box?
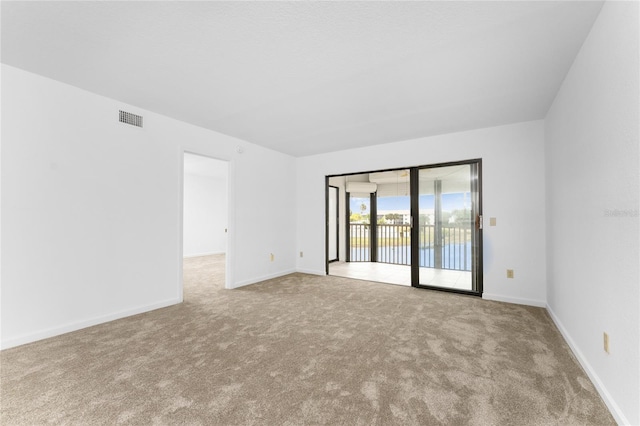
[327,185,340,263]
[326,159,483,297]
[410,159,483,296]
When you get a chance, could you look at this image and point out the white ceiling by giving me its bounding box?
[1,1,603,157]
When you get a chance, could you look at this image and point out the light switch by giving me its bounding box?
[490,217,497,226]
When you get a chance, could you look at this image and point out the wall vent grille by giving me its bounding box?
[119,110,143,128]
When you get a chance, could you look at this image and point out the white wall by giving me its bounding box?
[297,120,547,307]
[544,2,639,424]
[1,65,296,349]
[183,171,227,257]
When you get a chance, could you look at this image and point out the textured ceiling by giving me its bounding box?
[1,1,603,157]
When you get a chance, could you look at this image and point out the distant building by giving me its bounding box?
[376,209,436,226]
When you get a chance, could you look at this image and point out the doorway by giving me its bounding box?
[182,152,229,296]
[327,159,482,296]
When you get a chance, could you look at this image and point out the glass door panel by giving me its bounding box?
[348,195,371,262]
[374,169,411,266]
[415,163,480,293]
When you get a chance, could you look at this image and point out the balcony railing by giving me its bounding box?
[349,223,472,271]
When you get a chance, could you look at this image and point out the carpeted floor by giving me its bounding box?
[1,254,614,425]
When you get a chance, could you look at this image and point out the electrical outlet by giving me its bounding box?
[300,251,304,258]
[506,269,514,279]
[603,332,609,354]
[270,253,274,262]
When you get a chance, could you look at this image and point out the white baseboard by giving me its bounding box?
[482,293,546,308]
[0,298,181,350]
[231,269,297,289]
[183,251,225,258]
[546,306,629,426]
[296,268,326,276]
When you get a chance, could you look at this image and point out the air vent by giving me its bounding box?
[119,110,143,128]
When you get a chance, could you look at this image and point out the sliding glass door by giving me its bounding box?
[411,161,481,293]
[329,159,482,295]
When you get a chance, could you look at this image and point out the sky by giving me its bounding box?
[350,193,470,213]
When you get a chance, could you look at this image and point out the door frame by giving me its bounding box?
[326,159,483,297]
[180,150,232,296]
[327,185,340,263]
[410,159,483,296]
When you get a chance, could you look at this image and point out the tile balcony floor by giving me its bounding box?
[329,261,472,291]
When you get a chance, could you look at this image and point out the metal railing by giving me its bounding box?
[377,224,411,265]
[349,223,370,262]
[349,223,471,271]
[418,224,471,270]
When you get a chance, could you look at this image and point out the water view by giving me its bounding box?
[350,243,472,271]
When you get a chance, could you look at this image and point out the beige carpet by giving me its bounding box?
[1,254,614,425]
